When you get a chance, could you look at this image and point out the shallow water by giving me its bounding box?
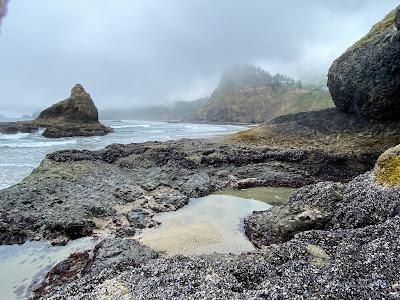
[0,120,245,189]
[0,237,99,300]
[214,186,296,205]
[136,195,272,256]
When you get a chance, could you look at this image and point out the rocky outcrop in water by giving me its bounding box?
[328,7,400,120]
[0,84,112,138]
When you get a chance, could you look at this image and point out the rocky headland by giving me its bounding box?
[1,6,400,300]
[190,64,333,124]
[0,84,112,138]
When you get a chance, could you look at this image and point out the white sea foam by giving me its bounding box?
[110,124,151,129]
[0,139,78,148]
[0,132,31,140]
[0,121,246,190]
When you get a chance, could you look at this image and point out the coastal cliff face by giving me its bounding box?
[192,65,333,124]
[328,7,400,120]
[0,84,112,138]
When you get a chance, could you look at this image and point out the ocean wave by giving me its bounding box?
[0,139,78,148]
[0,133,32,140]
[111,124,152,129]
[0,163,37,167]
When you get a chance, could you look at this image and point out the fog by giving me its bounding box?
[0,0,398,116]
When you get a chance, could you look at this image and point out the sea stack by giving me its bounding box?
[33,84,112,138]
[34,84,112,138]
[0,84,112,138]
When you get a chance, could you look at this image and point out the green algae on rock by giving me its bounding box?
[375,144,400,186]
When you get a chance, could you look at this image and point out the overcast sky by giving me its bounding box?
[0,0,398,115]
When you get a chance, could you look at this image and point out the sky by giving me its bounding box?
[0,0,398,116]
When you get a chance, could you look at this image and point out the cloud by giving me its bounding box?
[0,0,398,114]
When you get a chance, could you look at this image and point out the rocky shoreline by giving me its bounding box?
[1,104,399,298]
[0,107,399,298]
[0,118,388,246]
[1,5,400,299]
[22,142,399,299]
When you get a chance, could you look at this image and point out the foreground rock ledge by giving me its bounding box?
[33,153,400,299]
[0,84,112,138]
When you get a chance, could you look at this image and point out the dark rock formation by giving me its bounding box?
[229,108,400,160]
[245,158,400,248]
[33,238,157,299]
[245,182,344,247]
[0,84,112,138]
[328,6,400,120]
[0,122,40,134]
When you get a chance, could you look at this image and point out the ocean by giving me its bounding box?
[0,120,246,190]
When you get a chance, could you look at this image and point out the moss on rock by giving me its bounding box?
[352,8,397,50]
[375,145,400,186]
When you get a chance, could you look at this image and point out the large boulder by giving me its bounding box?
[328,6,400,120]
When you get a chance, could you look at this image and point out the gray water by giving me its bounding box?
[0,237,99,300]
[0,120,245,189]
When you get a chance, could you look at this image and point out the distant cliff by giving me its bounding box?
[101,98,208,121]
[190,64,333,124]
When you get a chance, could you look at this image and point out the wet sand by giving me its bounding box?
[136,194,273,256]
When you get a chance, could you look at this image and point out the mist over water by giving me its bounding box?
[0,120,245,189]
